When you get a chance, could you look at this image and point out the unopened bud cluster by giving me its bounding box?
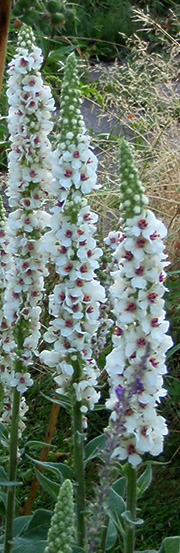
[45,480,75,553]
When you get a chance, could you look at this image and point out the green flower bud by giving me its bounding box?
[45,480,75,553]
[58,52,85,144]
[119,139,148,226]
[51,12,66,26]
[17,23,35,51]
[48,0,63,13]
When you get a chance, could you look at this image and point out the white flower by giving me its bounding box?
[10,372,33,393]
[111,439,142,466]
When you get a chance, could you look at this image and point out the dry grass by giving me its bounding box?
[87,16,180,265]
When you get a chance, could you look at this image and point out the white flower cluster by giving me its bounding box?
[52,133,100,211]
[41,200,105,413]
[105,209,173,465]
[0,198,29,437]
[4,25,54,388]
[0,382,29,438]
[41,53,105,413]
[90,234,120,359]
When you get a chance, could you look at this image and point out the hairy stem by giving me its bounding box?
[124,463,137,553]
[99,514,109,553]
[72,360,86,548]
[4,388,20,553]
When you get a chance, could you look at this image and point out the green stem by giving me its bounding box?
[72,359,86,548]
[124,463,137,553]
[4,388,20,553]
[99,514,109,553]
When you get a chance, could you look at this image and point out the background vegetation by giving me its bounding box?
[0,1,180,551]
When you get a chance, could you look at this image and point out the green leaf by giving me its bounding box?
[37,461,73,481]
[0,480,22,487]
[0,467,8,481]
[0,422,8,439]
[166,344,180,360]
[135,550,157,552]
[34,468,60,499]
[105,519,117,551]
[84,434,106,463]
[13,540,47,553]
[93,403,106,411]
[23,509,52,534]
[112,477,126,498]
[0,491,7,515]
[158,536,180,553]
[108,488,126,534]
[13,516,32,537]
[12,509,52,549]
[121,511,144,526]
[26,440,55,449]
[0,438,9,448]
[72,548,84,553]
[137,465,152,498]
[40,392,72,411]
[27,455,73,481]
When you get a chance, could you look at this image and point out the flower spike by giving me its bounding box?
[58,52,85,143]
[40,53,105,415]
[105,139,173,465]
[119,139,148,225]
[5,23,54,387]
[45,479,75,553]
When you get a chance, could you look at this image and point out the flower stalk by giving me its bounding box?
[4,388,20,553]
[3,23,54,551]
[40,52,105,547]
[72,359,86,547]
[124,464,137,553]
